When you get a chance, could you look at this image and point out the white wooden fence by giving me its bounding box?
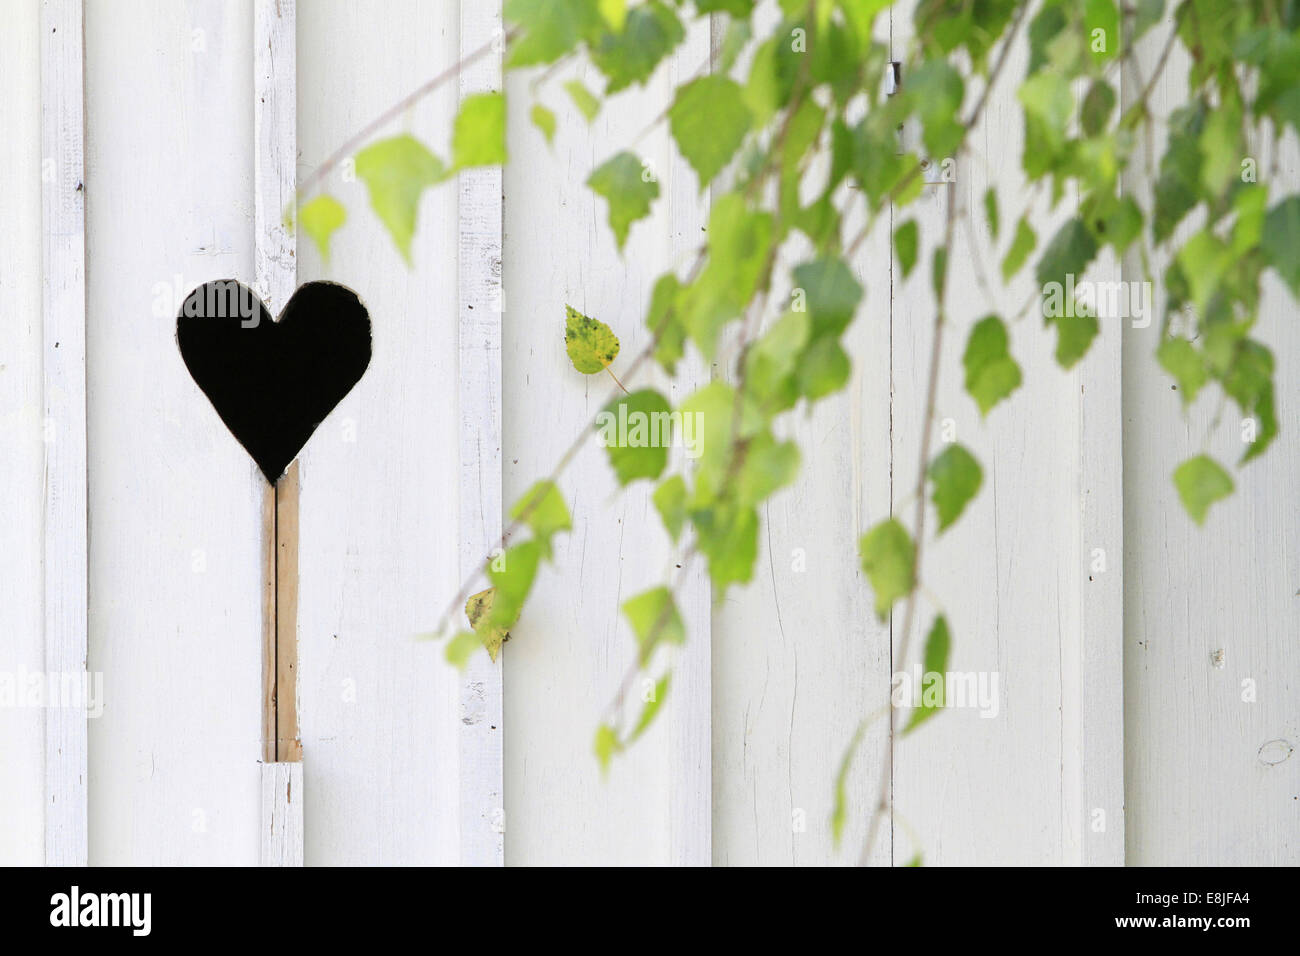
[1,0,1295,866]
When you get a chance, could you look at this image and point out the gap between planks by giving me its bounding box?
[262,464,301,764]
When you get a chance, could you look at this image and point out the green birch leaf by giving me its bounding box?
[453,92,506,169]
[1052,312,1100,369]
[693,504,760,592]
[983,187,999,239]
[669,75,753,188]
[445,630,481,670]
[486,539,543,629]
[505,0,601,67]
[894,219,919,279]
[564,79,602,121]
[1001,216,1036,281]
[594,723,622,772]
[531,103,557,144]
[928,445,983,533]
[598,0,627,31]
[653,474,687,542]
[1157,337,1208,406]
[796,337,852,400]
[628,674,671,742]
[1173,455,1234,524]
[1035,217,1099,289]
[1081,80,1116,137]
[564,304,621,373]
[859,518,915,621]
[509,479,572,549]
[1085,0,1119,64]
[622,586,686,664]
[831,720,869,848]
[1262,197,1300,296]
[598,389,672,485]
[354,135,448,262]
[589,1,685,93]
[963,315,1022,416]
[792,255,863,338]
[587,151,660,250]
[904,614,951,734]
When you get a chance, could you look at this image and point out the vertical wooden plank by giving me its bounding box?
[889,5,1080,864]
[1074,296,1124,865]
[295,0,461,865]
[255,0,303,865]
[457,0,505,867]
[254,0,297,318]
[712,4,893,867]
[1070,20,1126,868]
[664,19,713,868]
[0,0,46,866]
[259,761,303,866]
[86,0,263,865]
[502,27,708,865]
[41,0,89,868]
[1122,27,1300,866]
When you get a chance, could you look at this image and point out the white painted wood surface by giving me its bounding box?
[456,0,506,867]
[886,3,1121,865]
[1122,26,1300,866]
[0,0,47,867]
[663,23,713,868]
[0,0,1294,867]
[85,0,265,865]
[295,0,463,865]
[254,0,297,318]
[713,2,892,867]
[501,14,716,865]
[259,761,303,866]
[41,0,89,867]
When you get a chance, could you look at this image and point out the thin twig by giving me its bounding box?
[297,31,511,200]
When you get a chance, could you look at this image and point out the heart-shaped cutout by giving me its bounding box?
[177,280,372,482]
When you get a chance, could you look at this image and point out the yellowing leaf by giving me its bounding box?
[465,588,511,663]
[564,305,621,373]
[298,195,346,262]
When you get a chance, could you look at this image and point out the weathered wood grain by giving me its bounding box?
[41,0,89,868]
